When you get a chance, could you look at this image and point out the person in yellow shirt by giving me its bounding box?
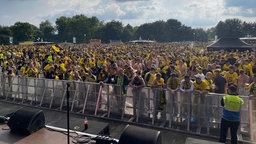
[167,73,180,93]
[193,74,210,124]
[193,74,210,93]
[177,60,187,79]
[20,63,27,76]
[0,52,4,66]
[43,61,55,79]
[25,62,39,78]
[160,64,169,82]
[224,65,238,86]
[7,69,15,77]
[84,69,96,82]
[167,73,180,117]
[242,59,253,76]
[96,56,107,68]
[166,65,181,81]
[55,63,66,80]
[204,72,214,92]
[222,61,231,71]
[88,58,96,68]
[144,67,156,87]
[151,73,166,120]
[124,66,136,83]
[3,60,9,72]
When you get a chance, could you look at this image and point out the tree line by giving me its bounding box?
[0,14,255,44]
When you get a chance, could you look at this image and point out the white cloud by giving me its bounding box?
[246,9,254,15]
[225,7,242,15]
[0,0,255,28]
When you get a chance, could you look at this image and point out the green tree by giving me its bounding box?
[206,27,216,41]
[39,20,55,42]
[121,24,135,42]
[86,16,102,42]
[193,28,208,42]
[151,21,167,42]
[0,26,11,44]
[216,18,243,38]
[69,15,89,43]
[166,19,183,42]
[56,15,103,43]
[179,26,193,41]
[101,21,123,43]
[242,22,256,37]
[56,16,71,42]
[10,22,40,44]
[135,19,199,42]
[135,23,153,40]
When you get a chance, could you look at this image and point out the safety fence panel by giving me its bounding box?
[126,86,149,123]
[51,80,66,109]
[39,79,55,108]
[249,97,256,142]
[0,74,255,143]
[167,91,193,131]
[3,76,19,100]
[102,84,127,119]
[33,78,45,104]
[133,89,254,142]
[72,82,99,115]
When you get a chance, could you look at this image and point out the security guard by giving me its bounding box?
[219,85,244,144]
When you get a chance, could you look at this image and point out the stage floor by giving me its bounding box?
[0,101,222,144]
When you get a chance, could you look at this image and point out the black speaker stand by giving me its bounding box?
[66,83,70,144]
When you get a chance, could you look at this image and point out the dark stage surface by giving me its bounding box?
[0,101,223,144]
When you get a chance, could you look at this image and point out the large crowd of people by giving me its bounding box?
[1,42,256,97]
[1,42,255,144]
[0,42,256,96]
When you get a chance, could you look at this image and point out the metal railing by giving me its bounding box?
[0,75,255,143]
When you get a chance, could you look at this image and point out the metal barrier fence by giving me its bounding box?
[0,75,255,143]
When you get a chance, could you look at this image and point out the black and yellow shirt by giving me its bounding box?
[193,79,210,91]
[225,72,238,85]
[167,77,180,89]
[144,72,156,87]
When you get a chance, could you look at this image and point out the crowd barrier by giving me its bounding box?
[0,75,255,143]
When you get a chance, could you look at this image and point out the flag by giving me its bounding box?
[52,45,60,53]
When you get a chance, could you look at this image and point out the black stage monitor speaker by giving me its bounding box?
[118,125,161,144]
[7,107,45,135]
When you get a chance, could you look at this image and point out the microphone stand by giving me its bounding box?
[66,83,70,144]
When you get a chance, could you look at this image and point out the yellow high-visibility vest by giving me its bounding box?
[223,95,244,112]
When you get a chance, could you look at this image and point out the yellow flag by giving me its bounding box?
[52,45,60,53]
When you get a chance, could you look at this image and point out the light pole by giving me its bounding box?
[84,34,86,43]
[193,32,195,42]
[252,26,255,37]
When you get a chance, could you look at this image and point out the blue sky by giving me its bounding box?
[0,0,256,29]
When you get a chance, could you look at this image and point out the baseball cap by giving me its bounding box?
[194,74,203,80]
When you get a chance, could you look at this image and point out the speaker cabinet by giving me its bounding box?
[7,107,45,135]
[118,125,161,144]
